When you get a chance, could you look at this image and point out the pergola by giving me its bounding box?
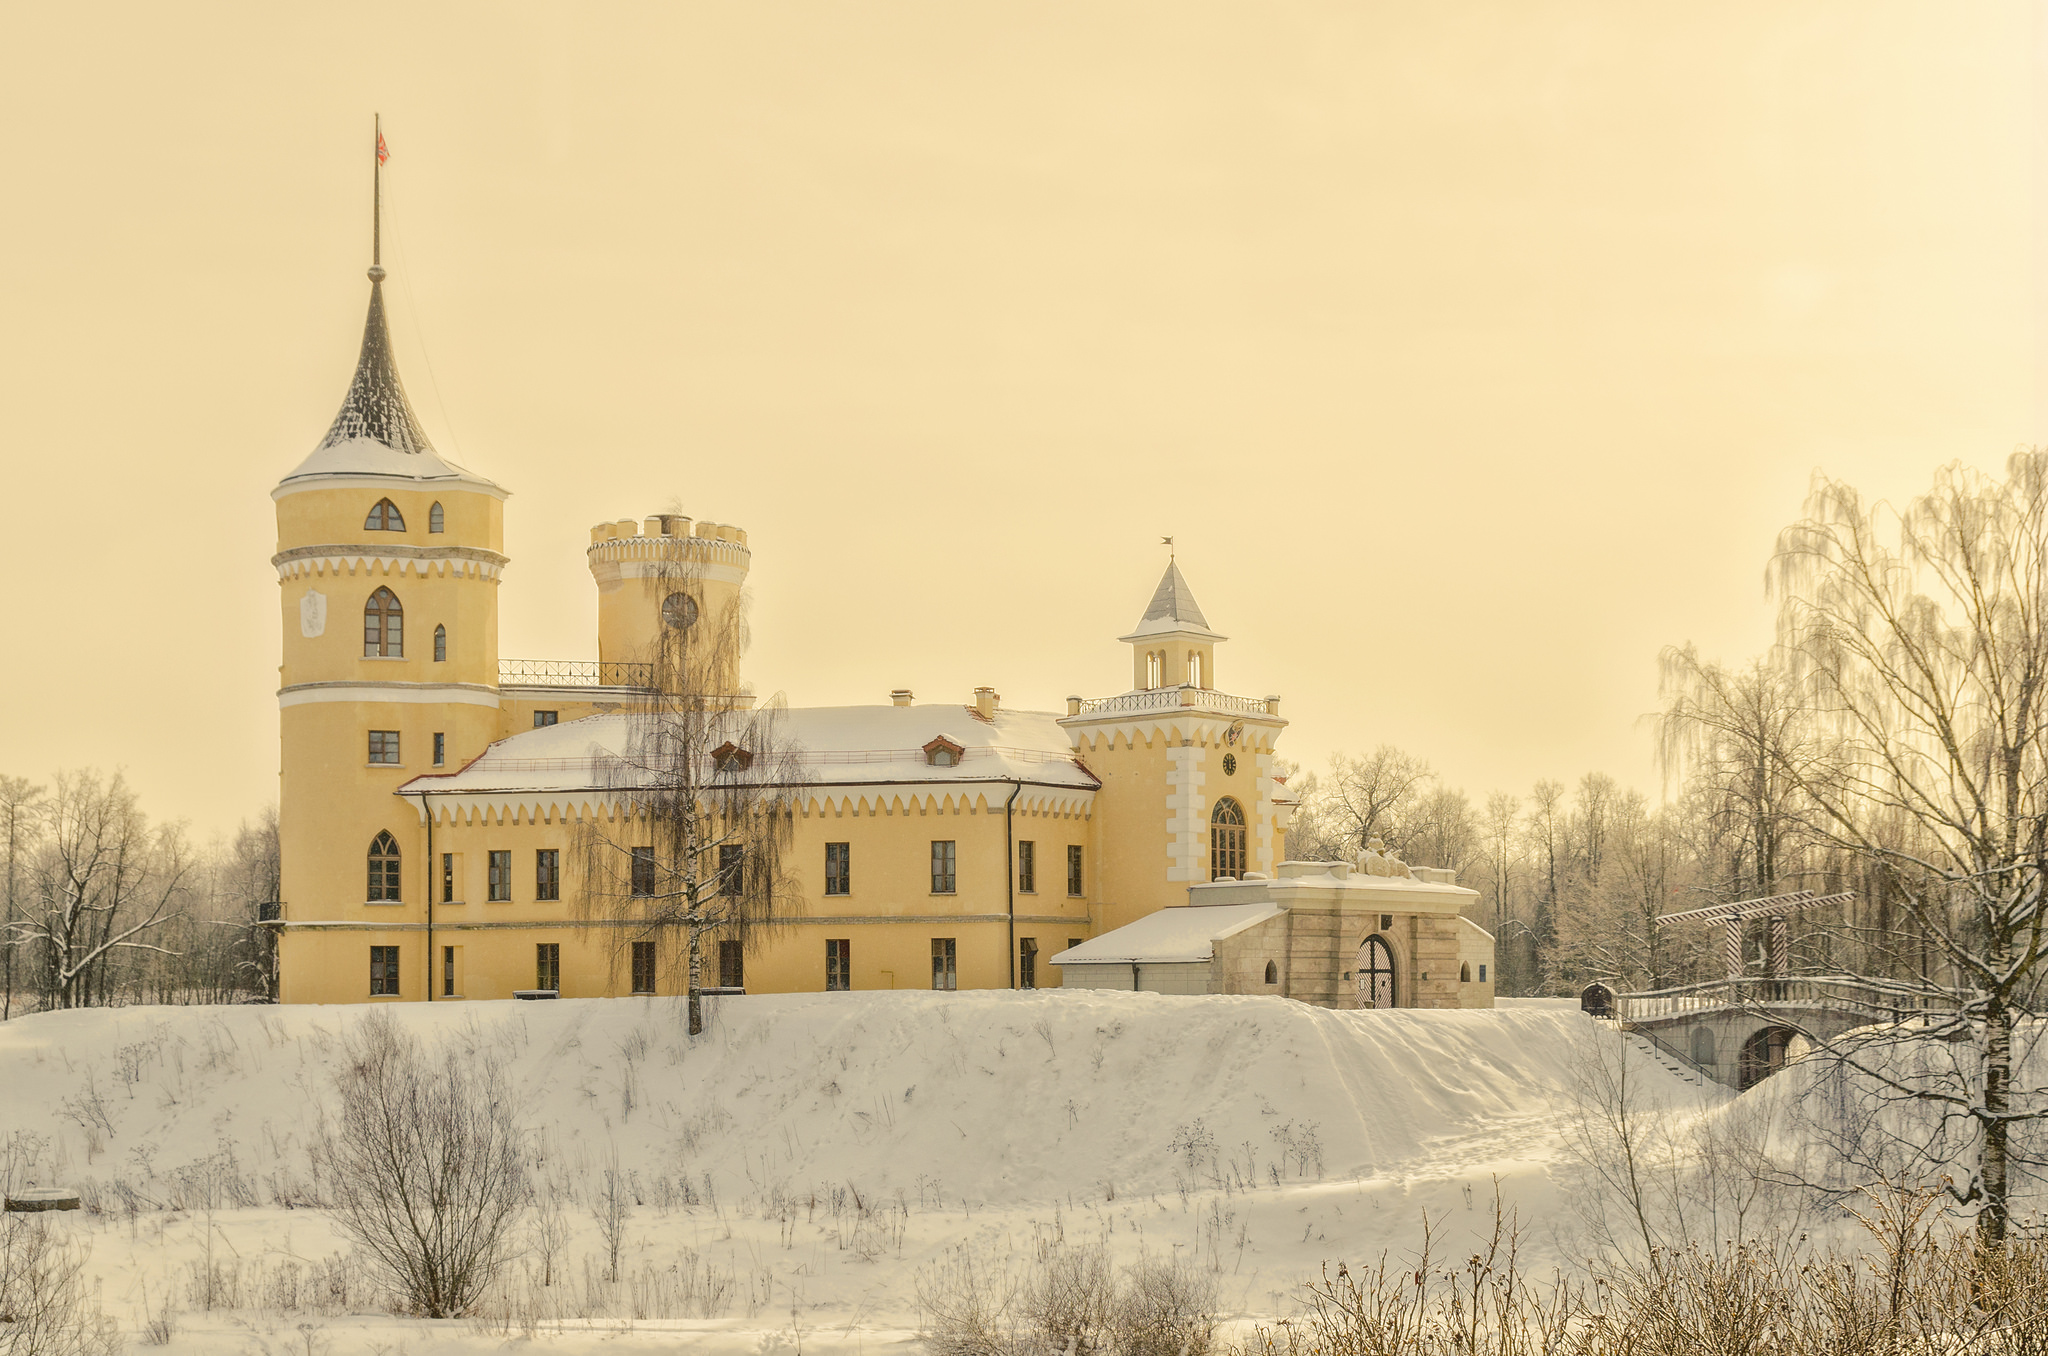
[1655,889,1855,978]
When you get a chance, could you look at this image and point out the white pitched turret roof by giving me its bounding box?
[1119,561,1226,642]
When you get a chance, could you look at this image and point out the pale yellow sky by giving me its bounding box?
[0,3,2039,840]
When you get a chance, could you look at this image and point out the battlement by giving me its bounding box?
[588,514,749,560]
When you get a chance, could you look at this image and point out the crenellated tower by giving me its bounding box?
[587,514,751,695]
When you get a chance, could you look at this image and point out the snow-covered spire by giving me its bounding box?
[314,271,434,457]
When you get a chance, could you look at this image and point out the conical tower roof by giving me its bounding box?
[275,267,499,492]
[317,273,433,456]
[1119,560,1226,642]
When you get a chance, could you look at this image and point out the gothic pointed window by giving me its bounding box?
[364,588,404,657]
[365,498,406,532]
[428,501,445,533]
[1210,797,1246,880]
[368,830,402,902]
[433,624,446,663]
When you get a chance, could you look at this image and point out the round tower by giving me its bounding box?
[271,258,509,1004]
[587,515,751,694]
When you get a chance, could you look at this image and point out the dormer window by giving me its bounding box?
[711,741,754,773]
[365,499,406,531]
[923,735,965,768]
[428,501,445,533]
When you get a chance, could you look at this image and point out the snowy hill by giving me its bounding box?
[0,992,1696,1353]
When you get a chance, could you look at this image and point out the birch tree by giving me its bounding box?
[0,776,44,1021]
[1770,452,2048,1249]
[574,544,799,1035]
[13,771,187,1010]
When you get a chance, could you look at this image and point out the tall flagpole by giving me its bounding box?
[372,113,382,269]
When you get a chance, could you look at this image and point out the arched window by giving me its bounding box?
[1188,651,1203,688]
[1358,935,1396,1010]
[1145,652,1162,690]
[1460,962,1472,983]
[428,501,445,533]
[1690,1026,1717,1067]
[1263,960,1278,985]
[433,624,446,663]
[368,831,402,902]
[365,498,406,531]
[364,588,404,657]
[1210,797,1246,880]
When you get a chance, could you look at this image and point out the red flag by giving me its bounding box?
[376,132,389,166]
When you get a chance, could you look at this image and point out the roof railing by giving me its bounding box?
[499,658,655,689]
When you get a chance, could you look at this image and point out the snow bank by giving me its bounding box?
[0,992,1687,1353]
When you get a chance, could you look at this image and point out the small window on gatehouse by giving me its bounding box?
[1460,962,1472,982]
[1264,960,1278,984]
[365,498,405,531]
[428,501,445,533]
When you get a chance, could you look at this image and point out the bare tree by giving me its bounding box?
[1528,778,1566,964]
[0,1215,121,1356]
[1294,746,1435,859]
[13,771,187,1010]
[575,542,801,1036]
[0,776,44,1021]
[1769,452,2048,1249]
[313,1011,526,1317]
[1478,790,1525,992]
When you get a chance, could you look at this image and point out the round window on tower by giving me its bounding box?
[661,592,699,630]
[1222,753,1237,776]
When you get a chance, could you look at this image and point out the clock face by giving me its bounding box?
[1222,753,1237,776]
[662,592,699,630]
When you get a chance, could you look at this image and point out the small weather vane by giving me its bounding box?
[1161,535,1175,559]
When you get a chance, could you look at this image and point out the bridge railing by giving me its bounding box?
[1615,974,1956,1024]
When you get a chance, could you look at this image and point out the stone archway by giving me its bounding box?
[1357,935,1396,1010]
[1737,1025,1798,1090]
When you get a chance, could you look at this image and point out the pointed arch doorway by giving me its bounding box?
[1357,935,1396,1010]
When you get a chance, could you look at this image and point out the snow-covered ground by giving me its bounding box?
[0,992,1707,1353]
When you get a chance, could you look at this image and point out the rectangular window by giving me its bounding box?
[930,840,957,895]
[930,938,957,991]
[1067,845,1084,897]
[1019,937,1038,989]
[824,842,851,896]
[535,849,560,901]
[368,730,400,765]
[536,942,560,992]
[443,945,456,997]
[1068,938,1083,953]
[718,940,745,990]
[631,846,655,897]
[718,843,745,897]
[369,945,400,997]
[826,938,851,991]
[488,850,511,902]
[534,710,558,728]
[441,852,457,904]
[1017,840,1036,894]
[433,732,446,766]
[1479,964,1488,982]
[631,940,657,994]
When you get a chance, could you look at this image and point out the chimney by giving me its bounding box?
[973,687,999,720]
[1066,695,1083,716]
[891,689,915,707]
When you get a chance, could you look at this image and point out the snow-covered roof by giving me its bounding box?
[401,703,1100,796]
[1118,561,1225,642]
[1050,902,1283,966]
[275,273,503,495]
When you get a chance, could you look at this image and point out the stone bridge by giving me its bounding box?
[1585,975,1955,1090]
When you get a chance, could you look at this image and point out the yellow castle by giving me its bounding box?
[271,245,1491,1011]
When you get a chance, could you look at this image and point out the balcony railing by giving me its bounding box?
[499,658,655,689]
[1615,975,1958,1024]
[1072,686,1277,718]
